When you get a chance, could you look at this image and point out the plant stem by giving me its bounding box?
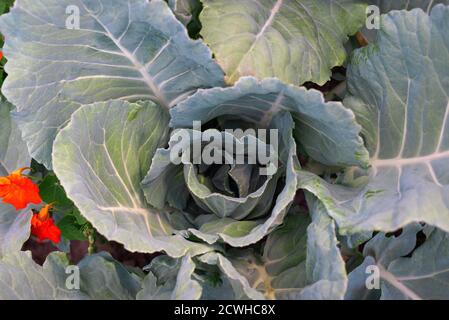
[84,228,96,255]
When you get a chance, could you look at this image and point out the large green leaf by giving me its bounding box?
[163,76,368,247]
[360,1,449,44]
[137,272,174,299]
[78,252,142,299]
[198,251,266,300]
[0,99,33,258]
[138,255,202,299]
[200,0,367,85]
[334,5,449,234]
[141,254,239,300]
[0,0,224,168]
[52,99,211,257]
[199,201,347,300]
[0,250,147,299]
[346,224,449,300]
[301,195,348,299]
[0,251,88,299]
[171,77,369,168]
[345,223,422,300]
[171,255,203,299]
[381,227,449,299]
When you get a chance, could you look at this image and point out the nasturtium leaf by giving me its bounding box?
[70,209,89,226]
[52,99,212,257]
[0,251,88,299]
[39,173,89,240]
[0,0,224,168]
[0,0,13,17]
[39,174,74,209]
[336,5,449,234]
[57,215,87,241]
[0,99,33,258]
[78,252,142,300]
[199,0,367,85]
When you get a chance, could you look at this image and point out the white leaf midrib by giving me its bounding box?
[378,264,422,300]
[81,1,170,108]
[228,0,283,80]
[396,266,449,281]
[372,101,449,169]
[371,149,449,167]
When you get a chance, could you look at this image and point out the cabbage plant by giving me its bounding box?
[0,0,448,300]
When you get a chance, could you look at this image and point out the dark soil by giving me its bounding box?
[23,236,158,268]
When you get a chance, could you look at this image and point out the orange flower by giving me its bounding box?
[0,167,41,209]
[31,204,61,244]
[0,50,3,60]
[0,167,42,210]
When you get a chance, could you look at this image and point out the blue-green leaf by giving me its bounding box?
[0,251,88,299]
[198,201,347,300]
[138,255,202,300]
[345,223,422,300]
[171,77,368,168]
[52,99,212,257]
[0,0,224,168]
[337,5,449,234]
[78,252,142,299]
[199,0,367,85]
